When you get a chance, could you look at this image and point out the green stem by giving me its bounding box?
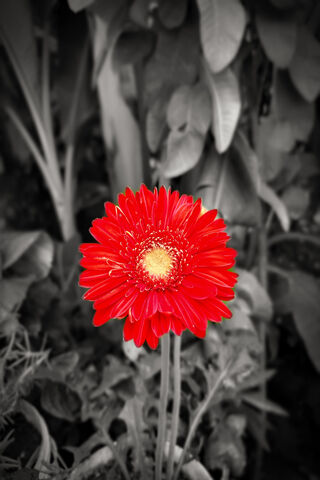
[155,333,171,480]
[167,335,181,480]
[173,359,232,480]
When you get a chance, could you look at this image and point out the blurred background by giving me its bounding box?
[0,0,320,479]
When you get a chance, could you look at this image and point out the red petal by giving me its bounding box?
[170,316,186,336]
[131,291,149,321]
[83,277,126,301]
[132,318,149,347]
[110,290,140,319]
[79,270,110,287]
[150,312,171,337]
[93,307,113,326]
[146,328,159,349]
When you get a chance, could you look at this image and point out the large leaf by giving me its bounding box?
[236,269,273,322]
[0,230,54,280]
[92,14,144,196]
[0,277,34,328]
[41,381,81,422]
[196,0,246,73]
[256,10,296,68]
[57,4,92,142]
[289,271,320,372]
[256,116,289,181]
[144,22,199,107]
[0,0,40,109]
[281,185,310,220]
[163,83,211,177]
[167,83,211,135]
[289,26,320,102]
[206,67,241,153]
[113,29,155,68]
[196,145,261,226]
[163,129,205,178]
[274,70,314,143]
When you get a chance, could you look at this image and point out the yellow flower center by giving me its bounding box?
[143,247,172,278]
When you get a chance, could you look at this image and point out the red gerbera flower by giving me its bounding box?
[79,185,237,349]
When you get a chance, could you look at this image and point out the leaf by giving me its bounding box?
[256,10,296,68]
[18,400,53,473]
[92,356,133,398]
[206,67,241,153]
[92,16,144,195]
[204,427,246,476]
[239,369,276,391]
[51,352,80,381]
[189,84,212,135]
[56,5,92,142]
[163,82,211,177]
[233,131,260,191]
[223,304,256,333]
[242,392,288,416]
[12,232,54,281]
[146,91,169,152]
[130,0,151,28]
[122,340,144,362]
[41,381,81,422]
[0,0,40,109]
[67,0,94,12]
[274,70,314,143]
[289,271,320,372]
[144,22,199,107]
[163,129,205,178]
[158,0,188,29]
[289,26,320,102]
[0,231,43,270]
[0,277,34,330]
[167,85,191,130]
[196,0,246,73]
[281,185,310,220]
[236,269,273,322]
[196,145,261,226]
[256,117,289,181]
[259,182,290,232]
[167,83,211,135]
[113,29,155,68]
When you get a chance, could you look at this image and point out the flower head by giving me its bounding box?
[79,185,237,349]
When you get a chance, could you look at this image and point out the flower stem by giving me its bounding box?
[166,335,181,480]
[155,333,171,480]
[173,358,233,480]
